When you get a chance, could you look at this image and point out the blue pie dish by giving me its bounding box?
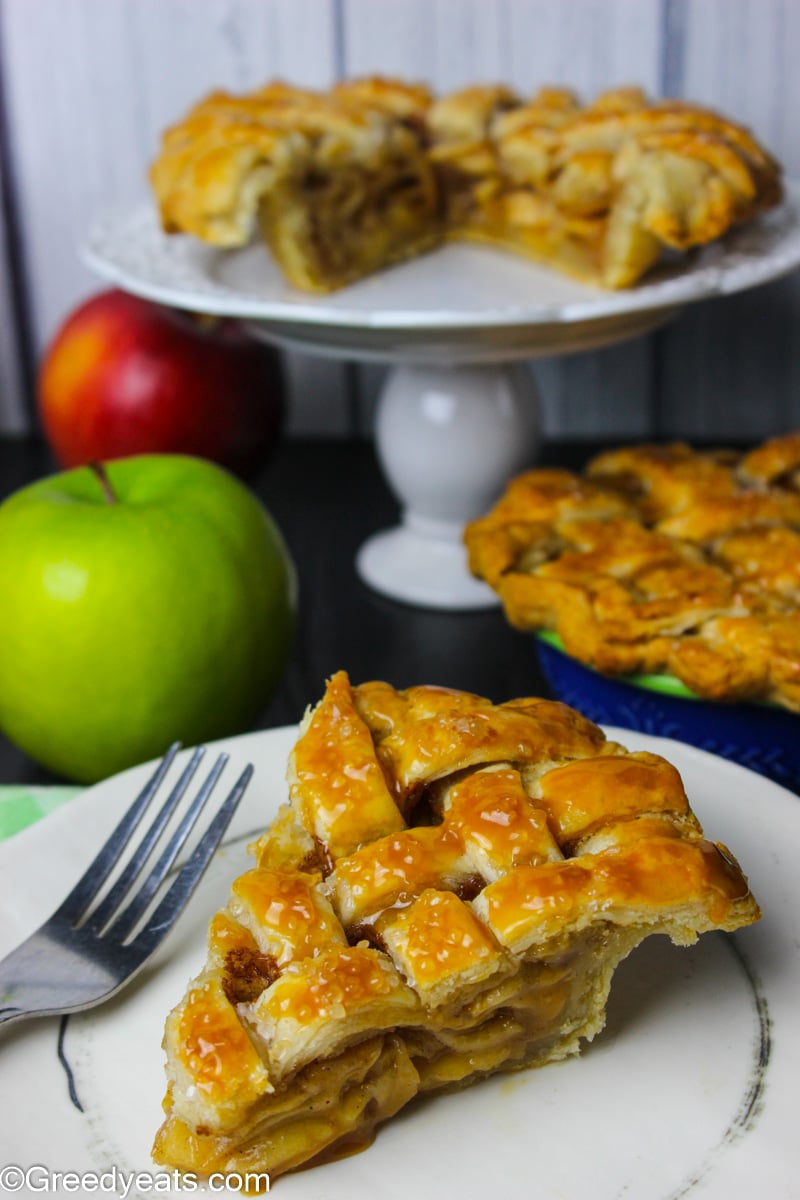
[535,631,800,795]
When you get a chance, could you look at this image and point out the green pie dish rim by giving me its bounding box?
[536,630,707,704]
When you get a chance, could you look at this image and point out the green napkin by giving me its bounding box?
[0,785,82,841]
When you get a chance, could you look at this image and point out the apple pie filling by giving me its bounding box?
[259,149,440,292]
[153,672,759,1183]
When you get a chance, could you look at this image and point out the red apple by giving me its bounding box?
[38,289,285,478]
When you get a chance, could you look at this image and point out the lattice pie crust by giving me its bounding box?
[465,432,800,710]
[150,77,781,292]
[152,672,759,1182]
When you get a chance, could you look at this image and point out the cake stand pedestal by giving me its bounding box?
[356,361,540,609]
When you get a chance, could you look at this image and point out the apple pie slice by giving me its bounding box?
[152,671,759,1184]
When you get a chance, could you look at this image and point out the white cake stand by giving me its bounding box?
[85,194,800,610]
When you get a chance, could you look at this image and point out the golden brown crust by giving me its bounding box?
[331,75,433,119]
[154,672,759,1182]
[150,77,782,292]
[465,432,800,708]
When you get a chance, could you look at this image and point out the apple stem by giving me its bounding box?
[89,462,117,505]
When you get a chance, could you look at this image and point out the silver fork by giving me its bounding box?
[0,743,253,1028]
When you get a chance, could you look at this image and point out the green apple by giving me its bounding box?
[0,455,296,783]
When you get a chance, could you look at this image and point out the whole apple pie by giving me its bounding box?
[465,431,800,709]
[150,77,782,292]
[152,671,759,1183]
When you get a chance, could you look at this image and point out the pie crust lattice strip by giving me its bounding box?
[465,432,800,710]
[150,76,781,292]
[152,671,759,1183]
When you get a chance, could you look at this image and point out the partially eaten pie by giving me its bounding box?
[152,671,759,1183]
[465,432,800,709]
[150,77,781,292]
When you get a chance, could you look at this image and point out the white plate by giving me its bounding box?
[0,726,797,1200]
[83,191,800,362]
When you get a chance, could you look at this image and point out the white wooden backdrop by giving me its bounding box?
[0,0,797,441]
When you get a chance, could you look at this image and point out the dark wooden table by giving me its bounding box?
[0,435,596,786]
